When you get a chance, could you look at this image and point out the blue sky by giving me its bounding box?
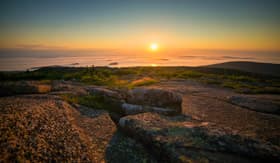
[1,0,280,51]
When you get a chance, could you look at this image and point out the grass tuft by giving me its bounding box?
[129,77,158,88]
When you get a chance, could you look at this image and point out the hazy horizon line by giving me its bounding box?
[1,46,280,54]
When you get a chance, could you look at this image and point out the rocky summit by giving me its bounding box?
[0,79,279,162]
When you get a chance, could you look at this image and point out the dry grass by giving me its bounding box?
[129,77,158,88]
[37,84,52,93]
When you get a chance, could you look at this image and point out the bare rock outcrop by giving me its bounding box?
[119,112,280,163]
[0,95,116,162]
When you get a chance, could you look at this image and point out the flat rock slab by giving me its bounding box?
[227,95,280,115]
[148,81,280,146]
[119,112,280,162]
[0,95,116,162]
[182,94,280,146]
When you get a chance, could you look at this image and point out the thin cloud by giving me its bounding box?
[15,44,66,50]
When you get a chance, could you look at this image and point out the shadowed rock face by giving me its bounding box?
[121,103,176,115]
[0,81,51,96]
[118,112,280,163]
[125,87,182,114]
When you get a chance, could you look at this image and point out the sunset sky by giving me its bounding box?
[1,0,280,51]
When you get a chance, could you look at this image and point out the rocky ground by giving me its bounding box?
[0,95,115,162]
[0,94,155,162]
[0,80,279,162]
[149,81,280,145]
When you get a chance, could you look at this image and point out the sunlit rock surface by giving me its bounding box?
[0,94,156,162]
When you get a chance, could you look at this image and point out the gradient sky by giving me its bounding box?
[1,0,280,51]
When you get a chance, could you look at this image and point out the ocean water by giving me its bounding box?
[0,49,279,71]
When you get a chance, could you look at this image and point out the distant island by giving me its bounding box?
[207,61,280,77]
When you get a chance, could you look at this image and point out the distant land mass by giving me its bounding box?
[206,61,280,76]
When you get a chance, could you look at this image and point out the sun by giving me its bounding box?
[150,43,158,51]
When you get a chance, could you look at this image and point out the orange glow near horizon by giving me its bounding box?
[1,28,280,52]
[1,33,280,52]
